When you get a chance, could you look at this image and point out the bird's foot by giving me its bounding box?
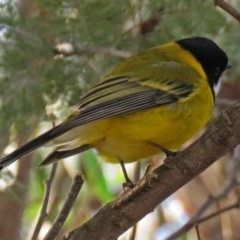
[148,141,178,168]
[149,142,177,157]
[122,179,135,190]
[119,158,135,190]
[164,153,178,168]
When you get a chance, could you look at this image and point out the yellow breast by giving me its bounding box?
[95,78,213,163]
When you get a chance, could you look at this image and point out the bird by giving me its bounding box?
[0,36,231,186]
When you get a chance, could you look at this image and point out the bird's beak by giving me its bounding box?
[225,63,232,70]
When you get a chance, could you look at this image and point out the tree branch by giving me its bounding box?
[197,199,240,224]
[54,44,133,59]
[214,0,240,22]
[31,163,58,240]
[194,224,201,240]
[166,144,240,240]
[62,102,240,240]
[43,173,84,240]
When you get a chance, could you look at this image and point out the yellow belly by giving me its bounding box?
[95,93,213,163]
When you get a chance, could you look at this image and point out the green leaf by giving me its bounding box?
[82,150,114,203]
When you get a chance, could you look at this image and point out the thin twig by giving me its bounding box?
[31,163,58,240]
[165,145,240,240]
[54,45,132,59]
[129,162,141,240]
[43,173,84,240]
[194,224,201,240]
[197,199,240,223]
[133,162,141,183]
[129,224,138,240]
[214,0,240,22]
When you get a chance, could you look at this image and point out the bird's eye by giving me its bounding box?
[213,67,220,76]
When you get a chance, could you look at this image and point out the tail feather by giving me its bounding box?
[0,123,75,170]
[38,144,92,167]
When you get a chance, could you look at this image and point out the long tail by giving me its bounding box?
[38,144,92,167]
[0,123,75,170]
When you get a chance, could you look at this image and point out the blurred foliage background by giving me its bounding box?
[0,0,240,239]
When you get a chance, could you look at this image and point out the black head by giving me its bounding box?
[176,37,230,92]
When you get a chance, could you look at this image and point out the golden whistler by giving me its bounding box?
[0,37,230,182]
